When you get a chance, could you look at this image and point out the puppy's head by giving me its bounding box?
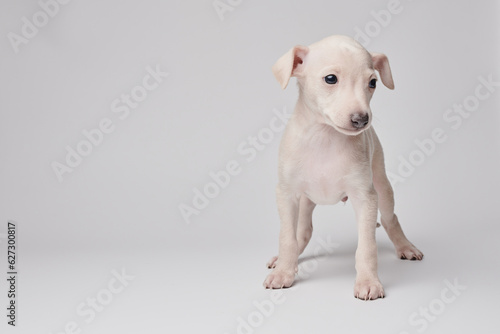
[272,35,394,136]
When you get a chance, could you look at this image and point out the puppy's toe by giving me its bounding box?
[354,279,385,301]
[266,256,279,269]
[397,243,424,261]
[263,269,295,289]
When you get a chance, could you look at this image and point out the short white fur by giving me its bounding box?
[264,35,423,300]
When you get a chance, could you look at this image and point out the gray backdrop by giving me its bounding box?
[1,0,499,333]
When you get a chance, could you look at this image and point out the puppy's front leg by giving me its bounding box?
[263,187,299,289]
[351,187,385,300]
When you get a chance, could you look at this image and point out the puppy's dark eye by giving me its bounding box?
[369,79,377,88]
[324,74,338,84]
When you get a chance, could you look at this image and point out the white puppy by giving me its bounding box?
[264,35,423,300]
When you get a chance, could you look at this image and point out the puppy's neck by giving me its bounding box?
[295,94,335,130]
[295,94,322,124]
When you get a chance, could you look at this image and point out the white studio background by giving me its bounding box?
[0,1,499,333]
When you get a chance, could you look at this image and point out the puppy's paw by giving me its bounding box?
[266,256,279,269]
[397,243,424,261]
[354,279,385,300]
[263,269,295,289]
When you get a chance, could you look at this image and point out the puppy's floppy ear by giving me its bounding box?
[371,53,395,90]
[272,45,309,89]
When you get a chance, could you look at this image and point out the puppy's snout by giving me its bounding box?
[350,113,369,129]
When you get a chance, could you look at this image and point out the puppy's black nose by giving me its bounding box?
[350,113,369,129]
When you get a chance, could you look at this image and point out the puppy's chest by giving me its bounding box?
[294,136,369,204]
[299,143,352,183]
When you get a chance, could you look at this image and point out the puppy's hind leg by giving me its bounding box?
[267,196,316,269]
[372,134,423,261]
